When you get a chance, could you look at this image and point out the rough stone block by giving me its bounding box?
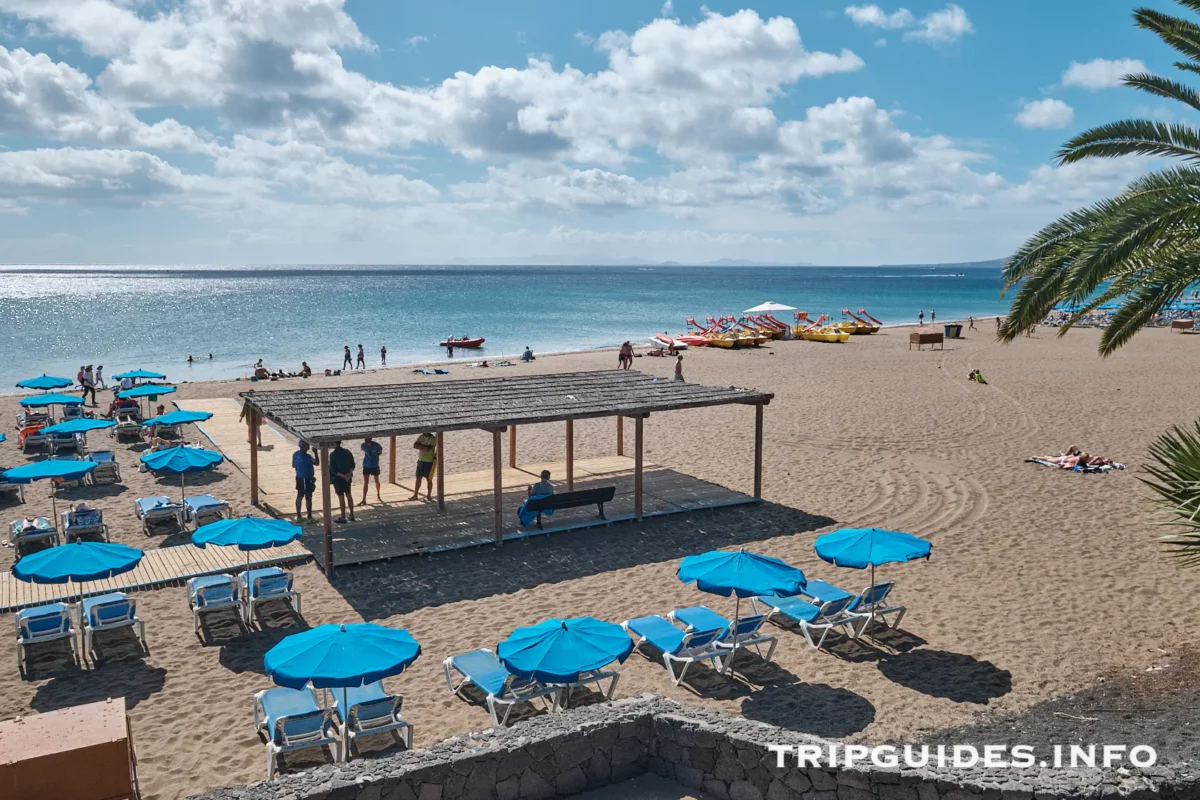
[783,772,813,794]
[838,770,872,791]
[610,761,645,784]
[556,766,588,796]
[619,720,640,739]
[494,776,520,800]
[525,741,554,763]
[656,718,678,742]
[659,740,683,764]
[443,773,466,799]
[416,784,443,800]
[496,750,532,782]
[648,756,670,778]
[359,784,384,800]
[692,747,718,774]
[916,782,941,800]
[585,752,611,786]
[382,781,419,800]
[800,792,839,800]
[810,771,838,792]
[766,779,804,800]
[704,779,733,800]
[677,725,697,748]
[878,784,918,800]
[837,786,873,800]
[694,728,718,749]
[591,725,619,749]
[612,737,643,765]
[739,748,763,770]
[676,765,705,790]
[730,780,766,800]
[518,767,555,800]
[554,738,594,772]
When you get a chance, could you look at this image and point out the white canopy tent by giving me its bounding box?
[743,301,797,314]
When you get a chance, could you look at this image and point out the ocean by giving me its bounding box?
[0,262,1009,390]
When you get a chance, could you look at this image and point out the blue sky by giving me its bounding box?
[0,0,1180,264]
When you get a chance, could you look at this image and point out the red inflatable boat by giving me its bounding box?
[440,337,485,348]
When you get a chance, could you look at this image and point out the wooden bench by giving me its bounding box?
[1171,319,1195,332]
[909,330,944,350]
[524,486,617,529]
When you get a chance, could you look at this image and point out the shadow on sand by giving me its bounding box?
[877,649,1012,704]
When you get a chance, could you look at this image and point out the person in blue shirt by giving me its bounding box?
[292,440,319,522]
[360,436,384,505]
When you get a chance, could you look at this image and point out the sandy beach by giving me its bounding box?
[1,324,1196,799]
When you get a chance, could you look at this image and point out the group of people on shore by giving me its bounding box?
[291,432,438,523]
[342,344,386,370]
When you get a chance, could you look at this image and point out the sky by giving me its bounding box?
[0,0,1183,265]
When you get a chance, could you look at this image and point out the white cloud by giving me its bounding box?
[904,4,972,44]
[1015,98,1074,129]
[845,5,914,29]
[1062,58,1146,90]
[875,38,888,47]
[660,0,674,17]
[404,35,428,48]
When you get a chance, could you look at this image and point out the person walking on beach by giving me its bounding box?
[931,309,936,323]
[409,431,437,501]
[995,316,1001,331]
[674,354,684,382]
[356,344,365,369]
[918,310,924,327]
[619,341,634,369]
[380,345,387,366]
[360,436,384,505]
[329,441,356,523]
[292,440,319,522]
[95,365,105,389]
[80,365,97,406]
[343,345,353,369]
[969,316,976,331]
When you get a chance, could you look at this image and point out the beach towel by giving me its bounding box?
[413,368,449,375]
[1027,458,1125,473]
[518,494,554,527]
[73,509,102,527]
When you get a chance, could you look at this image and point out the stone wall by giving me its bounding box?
[190,695,1197,800]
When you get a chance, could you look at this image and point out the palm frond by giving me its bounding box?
[1142,419,1200,566]
[1057,119,1200,164]
[1135,7,1200,63]
[1124,72,1200,112]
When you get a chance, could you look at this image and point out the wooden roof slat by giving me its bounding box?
[240,370,772,443]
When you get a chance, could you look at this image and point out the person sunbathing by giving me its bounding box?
[1033,452,1092,468]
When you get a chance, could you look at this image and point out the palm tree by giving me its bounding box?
[1144,421,1200,564]
[999,0,1200,356]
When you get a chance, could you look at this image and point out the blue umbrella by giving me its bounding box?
[192,516,302,573]
[498,616,634,683]
[140,446,223,501]
[142,409,212,427]
[41,419,116,435]
[813,527,931,628]
[117,384,176,399]
[17,375,73,391]
[112,369,166,381]
[265,622,422,755]
[0,433,5,443]
[677,549,806,658]
[4,459,99,522]
[12,540,143,618]
[13,540,143,583]
[20,393,84,408]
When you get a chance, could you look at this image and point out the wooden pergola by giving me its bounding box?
[239,370,773,573]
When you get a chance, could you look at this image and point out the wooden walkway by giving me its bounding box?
[0,540,310,613]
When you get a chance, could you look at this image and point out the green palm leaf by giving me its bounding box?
[1142,421,1200,566]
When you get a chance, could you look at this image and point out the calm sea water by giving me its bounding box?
[0,262,1008,390]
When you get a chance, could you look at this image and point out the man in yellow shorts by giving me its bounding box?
[409,431,437,501]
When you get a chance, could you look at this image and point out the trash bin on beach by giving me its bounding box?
[944,323,963,339]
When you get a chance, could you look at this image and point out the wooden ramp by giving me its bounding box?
[0,541,311,613]
[187,398,639,512]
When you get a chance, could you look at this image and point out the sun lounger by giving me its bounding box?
[15,603,77,672]
[0,473,25,505]
[621,615,726,685]
[187,574,245,635]
[333,680,413,756]
[443,648,562,726]
[46,431,80,455]
[751,594,864,649]
[254,686,341,779]
[81,592,146,654]
[62,405,87,421]
[555,666,621,710]
[670,606,778,666]
[135,496,183,534]
[112,410,143,442]
[9,517,59,551]
[88,451,122,484]
[184,495,230,528]
[848,581,907,630]
[18,424,48,453]
[61,508,109,543]
[239,567,301,624]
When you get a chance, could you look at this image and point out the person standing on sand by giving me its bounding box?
[674,354,684,382]
[918,310,924,327]
[969,316,976,331]
[81,365,97,406]
[619,341,634,369]
[329,441,356,523]
[292,440,319,522]
[356,344,365,369]
[95,365,105,389]
[931,309,936,323]
[409,431,437,501]
[380,345,387,366]
[995,316,1001,331]
[360,437,384,505]
[343,345,353,369]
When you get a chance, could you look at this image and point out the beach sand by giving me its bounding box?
[1,324,1197,799]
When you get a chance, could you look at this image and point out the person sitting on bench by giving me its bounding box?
[529,470,553,497]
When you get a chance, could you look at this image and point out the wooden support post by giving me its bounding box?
[436,432,445,511]
[634,415,644,520]
[509,426,517,469]
[753,402,764,499]
[319,443,334,574]
[492,429,503,544]
[617,416,624,456]
[248,409,260,506]
[566,420,575,491]
[388,436,397,485]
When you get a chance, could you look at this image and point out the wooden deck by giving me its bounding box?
[0,540,310,613]
[305,467,757,569]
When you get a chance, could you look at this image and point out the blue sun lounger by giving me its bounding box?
[333,680,413,756]
[751,594,864,649]
[184,495,230,529]
[621,615,726,685]
[669,606,778,666]
[15,603,76,672]
[187,575,244,635]
[239,567,302,625]
[797,579,907,631]
[81,592,146,655]
[442,648,561,727]
[254,686,341,779]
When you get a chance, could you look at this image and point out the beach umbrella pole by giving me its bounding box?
[342,687,349,760]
